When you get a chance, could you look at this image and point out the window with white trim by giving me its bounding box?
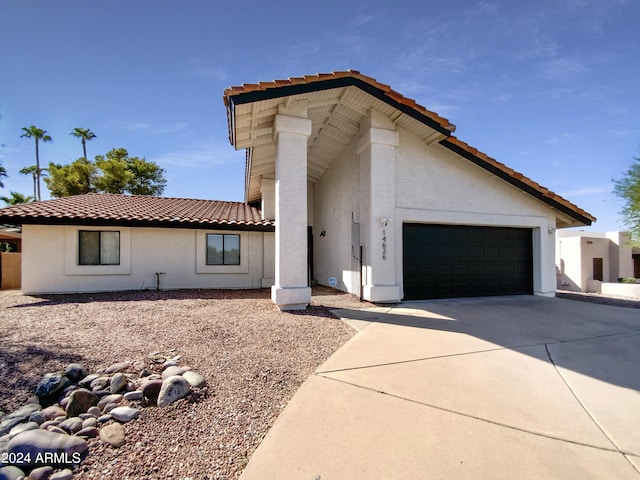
[79,230,120,265]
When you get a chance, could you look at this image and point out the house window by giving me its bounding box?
[206,234,240,265]
[79,230,120,265]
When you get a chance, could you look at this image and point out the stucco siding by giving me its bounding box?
[22,224,268,294]
[313,141,361,294]
[393,129,558,297]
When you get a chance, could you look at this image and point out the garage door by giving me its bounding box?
[403,224,533,300]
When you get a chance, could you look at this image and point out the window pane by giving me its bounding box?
[100,231,120,265]
[207,234,223,265]
[79,231,99,265]
[224,235,240,265]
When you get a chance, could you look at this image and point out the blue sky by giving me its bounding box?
[1,0,638,231]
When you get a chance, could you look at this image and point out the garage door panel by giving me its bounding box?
[403,224,533,300]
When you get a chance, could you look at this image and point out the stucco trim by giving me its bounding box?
[64,226,132,276]
[195,229,250,274]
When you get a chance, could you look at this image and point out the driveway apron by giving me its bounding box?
[240,296,640,479]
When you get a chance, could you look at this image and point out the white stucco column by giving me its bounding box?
[271,113,312,310]
[357,109,401,303]
[260,177,275,220]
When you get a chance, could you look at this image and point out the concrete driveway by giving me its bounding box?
[240,296,640,479]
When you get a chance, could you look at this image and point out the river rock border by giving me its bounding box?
[0,351,206,480]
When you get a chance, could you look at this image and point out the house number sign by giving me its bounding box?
[382,229,387,260]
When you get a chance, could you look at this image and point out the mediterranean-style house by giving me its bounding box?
[0,70,595,310]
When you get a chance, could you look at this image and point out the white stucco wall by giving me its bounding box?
[21,224,271,294]
[313,123,562,300]
[313,141,361,294]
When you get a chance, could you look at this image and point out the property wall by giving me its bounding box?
[556,236,583,291]
[394,130,559,297]
[21,224,271,294]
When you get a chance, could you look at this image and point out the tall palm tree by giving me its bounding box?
[20,125,52,201]
[19,165,39,200]
[69,127,96,160]
[0,191,34,205]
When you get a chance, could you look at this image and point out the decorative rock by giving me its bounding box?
[65,389,99,417]
[78,373,99,388]
[82,417,97,429]
[47,426,67,435]
[40,406,65,422]
[0,465,25,480]
[161,366,184,379]
[86,407,101,417]
[50,468,73,480]
[8,421,38,438]
[39,420,60,430]
[28,466,54,480]
[59,397,69,409]
[141,380,163,406]
[104,362,130,374]
[102,403,119,414]
[110,372,128,393]
[97,415,112,424]
[0,404,41,436]
[89,377,110,392]
[75,426,99,438]
[97,394,123,411]
[123,390,143,401]
[58,417,83,434]
[110,406,140,422]
[35,373,70,398]
[182,370,206,388]
[28,410,46,425]
[132,360,146,371]
[8,430,88,467]
[162,360,177,368]
[99,423,125,447]
[157,376,190,407]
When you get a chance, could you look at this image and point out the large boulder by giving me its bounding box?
[157,376,190,407]
[8,430,88,468]
[35,373,70,399]
[65,389,99,417]
[0,404,41,436]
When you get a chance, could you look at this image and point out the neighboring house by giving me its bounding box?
[0,194,274,293]
[556,230,636,292]
[0,70,595,309]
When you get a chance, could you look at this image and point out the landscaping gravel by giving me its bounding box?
[0,288,357,479]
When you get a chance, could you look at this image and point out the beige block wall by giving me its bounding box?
[22,224,271,294]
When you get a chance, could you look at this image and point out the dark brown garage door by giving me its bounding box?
[403,224,533,300]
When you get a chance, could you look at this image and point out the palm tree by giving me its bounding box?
[0,191,34,205]
[19,165,39,200]
[20,125,52,201]
[69,127,96,160]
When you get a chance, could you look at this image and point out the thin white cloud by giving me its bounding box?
[106,121,188,135]
[151,140,244,169]
[186,60,228,80]
[560,185,612,197]
[545,133,579,145]
[538,57,589,82]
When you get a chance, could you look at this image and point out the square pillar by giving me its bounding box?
[271,114,312,310]
[357,109,401,303]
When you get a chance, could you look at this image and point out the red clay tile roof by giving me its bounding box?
[223,69,457,134]
[224,70,595,226]
[0,193,274,230]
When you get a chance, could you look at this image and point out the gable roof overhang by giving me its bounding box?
[224,70,594,228]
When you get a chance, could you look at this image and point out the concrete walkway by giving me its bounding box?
[240,296,640,479]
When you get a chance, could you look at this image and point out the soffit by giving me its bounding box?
[231,85,447,203]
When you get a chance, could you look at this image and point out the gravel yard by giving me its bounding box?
[0,288,359,479]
